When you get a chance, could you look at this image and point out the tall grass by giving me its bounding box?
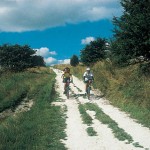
[0,68,67,149]
[92,61,150,127]
[0,67,51,112]
[93,61,150,107]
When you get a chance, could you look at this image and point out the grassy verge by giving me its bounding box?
[0,67,51,112]
[78,104,97,136]
[85,103,134,143]
[85,103,144,148]
[92,61,150,128]
[0,68,67,150]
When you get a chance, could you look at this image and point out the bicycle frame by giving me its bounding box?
[65,79,70,99]
[86,80,92,100]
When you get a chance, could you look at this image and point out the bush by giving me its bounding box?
[139,63,150,76]
[0,44,45,72]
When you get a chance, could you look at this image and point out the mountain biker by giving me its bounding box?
[83,68,94,94]
[62,67,73,94]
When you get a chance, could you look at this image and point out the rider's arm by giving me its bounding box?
[92,76,94,81]
[83,72,86,81]
[61,74,64,78]
[91,73,94,81]
[70,74,73,83]
[83,76,85,80]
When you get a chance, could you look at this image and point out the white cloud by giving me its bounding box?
[44,57,57,65]
[50,51,57,55]
[34,47,57,57]
[34,47,70,66]
[44,57,70,66]
[58,59,70,64]
[81,36,95,44]
[44,54,70,66]
[0,0,122,32]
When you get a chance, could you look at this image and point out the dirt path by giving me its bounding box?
[52,68,150,150]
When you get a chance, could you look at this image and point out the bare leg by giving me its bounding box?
[64,83,67,93]
[85,83,89,93]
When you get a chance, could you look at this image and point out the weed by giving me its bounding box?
[78,104,93,125]
[85,103,134,144]
[86,127,97,136]
[133,142,144,148]
[78,104,97,136]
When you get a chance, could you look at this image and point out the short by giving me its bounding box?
[84,80,88,83]
[63,77,70,83]
[84,79,93,83]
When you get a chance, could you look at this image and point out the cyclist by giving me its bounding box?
[83,67,94,94]
[62,67,73,94]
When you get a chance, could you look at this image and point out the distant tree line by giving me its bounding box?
[78,0,149,73]
[0,44,45,72]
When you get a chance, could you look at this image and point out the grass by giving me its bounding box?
[0,67,51,112]
[132,142,144,148]
[85,103,145,148]
[78,104,93,125]
[86,127,97,136]
[92,61,150,128]
[84,103,134,144]
[78,104,97,136]
[0,68,67,150]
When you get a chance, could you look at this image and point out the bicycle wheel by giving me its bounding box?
[66,86,69,99]
[87,86,90,100]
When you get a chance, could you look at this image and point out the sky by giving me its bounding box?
[0,0,122,65]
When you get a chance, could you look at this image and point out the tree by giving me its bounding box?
[80,38,107,66]
[70,55,79,67]
[32,55,46,67]
[112,0,150,65]
[0,44,45,71]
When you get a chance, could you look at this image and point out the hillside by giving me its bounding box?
[0,67,66,149]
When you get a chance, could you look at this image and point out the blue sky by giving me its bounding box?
[0,0,122,65]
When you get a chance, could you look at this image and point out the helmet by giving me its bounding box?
[86,67,90,71]
[64,67,70,72]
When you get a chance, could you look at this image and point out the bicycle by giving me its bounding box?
[86,80,92,100]
[65,79,70,99]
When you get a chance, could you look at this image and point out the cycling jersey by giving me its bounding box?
[63,73,71,78]
[83,72,94,82]
[62,73,72,83]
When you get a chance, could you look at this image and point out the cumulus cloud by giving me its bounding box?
[44,57,70,66]
[34,47,57,57]
[0,0,122,32]
[81,36,95,45]
[33,47,70,65]
[58,59,70,64]
[44,57,57,65]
